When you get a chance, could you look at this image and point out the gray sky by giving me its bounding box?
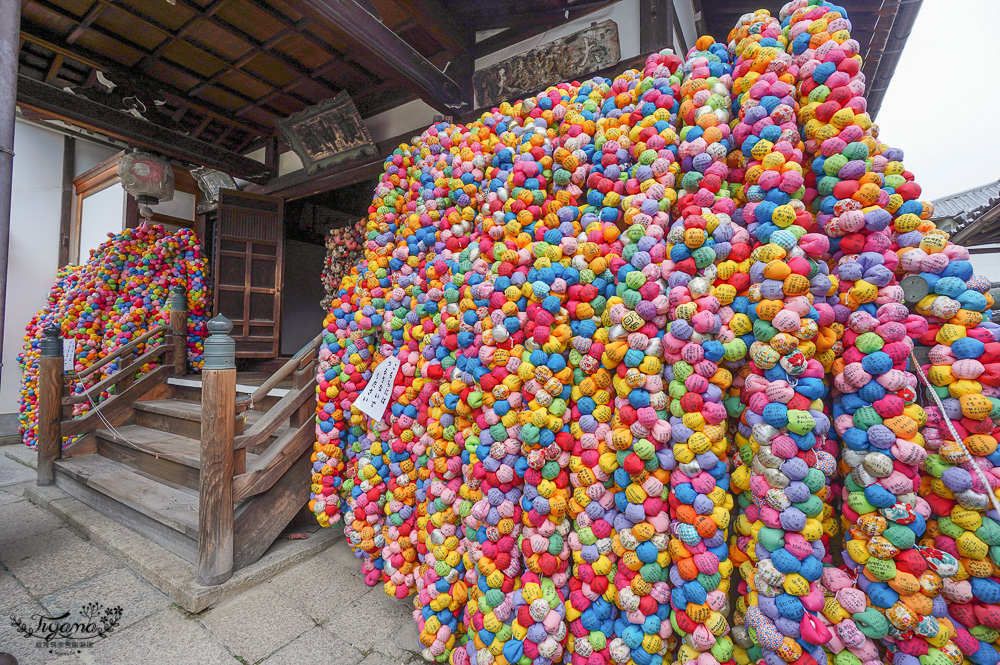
[876,0,1000,202]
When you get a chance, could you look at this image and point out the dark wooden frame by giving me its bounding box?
[214,190,284,359]
[274,91,377,174]
[72,152,204,263]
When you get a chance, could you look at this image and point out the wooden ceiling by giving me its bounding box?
[15,1,917,187]
[16,0,618,160]
[17,0,464,156]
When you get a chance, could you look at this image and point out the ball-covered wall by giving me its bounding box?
[18,224,209,448]
[307,2,1000,665]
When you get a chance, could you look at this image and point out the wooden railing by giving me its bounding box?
[36,287,189,484]
[198,319,319,585]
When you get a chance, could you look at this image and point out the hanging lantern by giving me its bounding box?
[118,149,174,225]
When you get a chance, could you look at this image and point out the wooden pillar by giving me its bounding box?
[58,137,75,268]
[198,314,236,586]
[37,325,63,485]
[169,285,188,375]
[639,0,674,54]
[0,0,22,396]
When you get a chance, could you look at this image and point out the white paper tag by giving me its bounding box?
[353,356,400,422]
[63,338,75,372]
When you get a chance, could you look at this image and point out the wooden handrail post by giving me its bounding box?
[169,285,188,376]
[198,314,236,585]
[37,324,63,485]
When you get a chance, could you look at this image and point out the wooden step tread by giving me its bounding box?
[136,399,265,427]
[133,399,202,421]
[55,455,199,539]
[95,425,260,469]
[167,376,291,398]
[96,425,202,469]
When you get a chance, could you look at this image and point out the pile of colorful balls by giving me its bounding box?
[18,224,209,447]
[308,2,1000,664]
[321,220,366,310]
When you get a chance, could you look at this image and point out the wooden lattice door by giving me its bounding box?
[213,189,284,358]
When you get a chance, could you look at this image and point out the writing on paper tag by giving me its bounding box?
[63,338,75,372]
[353,356,400,422]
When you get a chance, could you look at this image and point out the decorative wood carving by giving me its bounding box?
[472,20,621,109]
[275,92,377,174]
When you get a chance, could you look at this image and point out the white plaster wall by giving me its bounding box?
[1,120,65,414]
[673,0,698,53]
[74,139,118,177]
[77,183,125,261]
[967,248,1000,283]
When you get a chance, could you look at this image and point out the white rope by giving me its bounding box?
[83,381,199,460]
[909,350,1000,519]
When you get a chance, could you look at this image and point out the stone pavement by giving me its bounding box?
[0,447,421,665]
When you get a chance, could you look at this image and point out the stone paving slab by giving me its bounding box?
[0,442,425,665]
[198,584,316,663]
[2,527,118,596]
[0,493,64,545]
[261,626,366,665]
[0,451,35,486]
[2,599,50,665]
[40,567,169,631]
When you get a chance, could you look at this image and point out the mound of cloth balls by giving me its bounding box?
[18,223,209,448]
[321,219,366,311]
[307,2,1000,664]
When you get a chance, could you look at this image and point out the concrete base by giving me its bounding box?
[0,412,22,445]
[5,446,341,614]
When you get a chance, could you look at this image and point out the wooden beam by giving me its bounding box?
[66,4,105,45]
[299,0,470,113]
[671,5,688,54]
[391,0,473,55]
[466,0,616,29]
[640,0,674,53]
[44,53,64,83]
[19,26,272,137]
[16,75,272,183]
[249,127,419,199]
[199,358,236,586]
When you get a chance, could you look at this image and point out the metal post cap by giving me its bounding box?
[40,324,62,358]
[203,314,235,370]
[900,275,929,311]
[169,285,187,311]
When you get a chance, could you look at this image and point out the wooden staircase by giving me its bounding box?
[35,288,320,585]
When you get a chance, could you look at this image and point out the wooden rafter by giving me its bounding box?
[16,74,272,183]
[391,0,473,55]
[299,0,470,113]
[29,0,291,119]
[145,0,230,62]
[19,26,271,137]
[66,4,104,45]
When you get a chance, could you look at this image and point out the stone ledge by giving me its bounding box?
[22,482,341,613]
[3,443,37,469]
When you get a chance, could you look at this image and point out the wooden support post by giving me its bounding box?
[37,325,63,485]
[640,0,674,54]
[198,314,236,586]
[58,136,75,268]
[117,350,135,392]
[0,0,22,397]
[169,286,188,376]
[289,363,314,428]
